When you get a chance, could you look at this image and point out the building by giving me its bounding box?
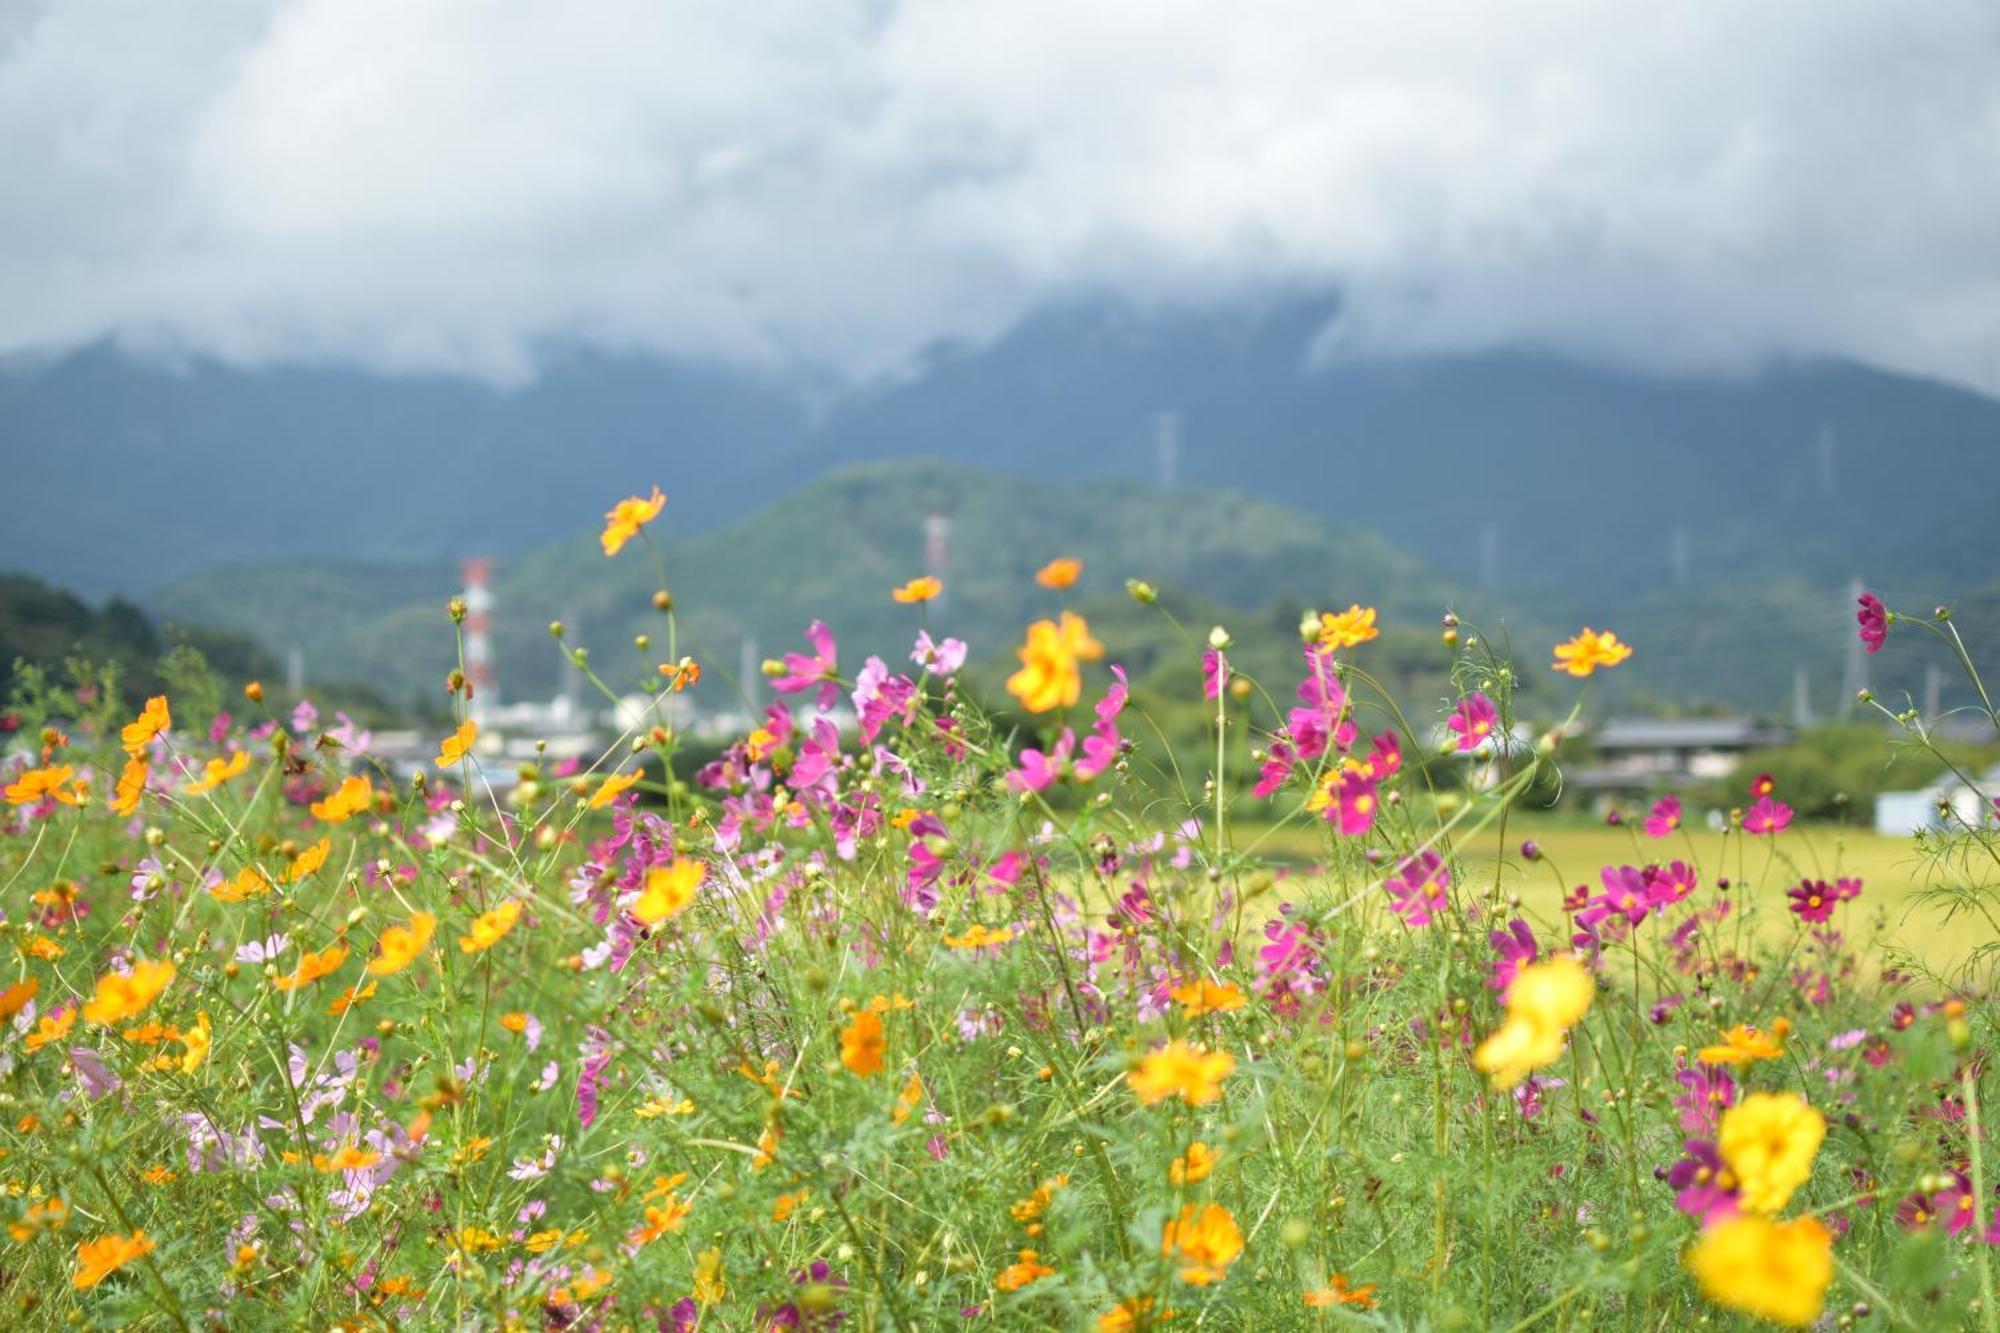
[1874,765,2000,836]
[1570,717,1792,800]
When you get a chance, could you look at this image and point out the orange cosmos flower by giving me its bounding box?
[8,1196,68,1242]
[310,774,374,823]
[312,1144,382,1172]
[995,1249,1056,1292]
[1160,1203,1243,1285]
[634,861,703,925]
[601,486,666,556]
[284,839,331,884]
[1552,627,1633,677]
[110,755,147,817]
[435,721,478,767]
[120,695,171,754]
[1171,978,1246,1018]
[329,981,377,1015]
[840,1009,886,1077]
[212,864,273,902]
[73,1231,155,1289]
[272,945,349,992]
[0,979,38,1022]
[4,765,80,806]
[1699,1018,1791,1067]
[367,912,436,976]
[1317,604,1380,649]
[659,657,701,691]
[1035,557,1083,589]
[1170,1141,1217,1185]
[1006,612,1103,713]
[588,769,642,810]
[892,576,943,604]
[82,958,175,1026]
[25,1007,75,1051]
[1097,1297,1168,1331]
[942,923,1015,951]
[182,750,249,795]
[1304,1274,1377,1309]
[459,899,522,953]
[1130,1040,1235,1107]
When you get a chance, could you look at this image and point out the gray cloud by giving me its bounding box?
[4,0,1999,388]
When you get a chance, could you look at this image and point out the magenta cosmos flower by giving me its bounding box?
[773,621,841,711]
[1385,850,1449,927]
[1857,592,1888,654]
[1446,692,1498,753]
[1786,878,1837,923]
[1743,795,1792,836]
[1644,794,1682,838]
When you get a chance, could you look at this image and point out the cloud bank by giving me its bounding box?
[4,1,1999,387]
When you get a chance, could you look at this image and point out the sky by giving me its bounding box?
[4,1,2000,390]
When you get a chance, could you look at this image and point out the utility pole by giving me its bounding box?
[1792,667,1814,728]
[1924,663,1943,726]
[1838,576,1867,717]
[1155,410,1181,490]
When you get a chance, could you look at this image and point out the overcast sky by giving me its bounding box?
[4,1,1999,390]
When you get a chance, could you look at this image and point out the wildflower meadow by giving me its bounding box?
[4,488,1999,1331]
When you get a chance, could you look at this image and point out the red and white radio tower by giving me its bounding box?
[461,557,497,725]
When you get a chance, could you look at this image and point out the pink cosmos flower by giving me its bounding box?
[1252,740,1294,799]
[1385,850,1449,927]
[1667,1140,1739,1224]
[912,631,967,676]
[1648,860,1698,908]
[1007,730,1074,793]
[1743,795,1793,836]
[1580,864,1653,928]
[1644,794,1682,838]
[1446,692,1498,753]
[1674,1062,1737,1134]
[1325,770,1380,837]
[773,621,842,711]
[1857,592,1888,654]
[1488,918,1538,997]
[1202,649,1230,701]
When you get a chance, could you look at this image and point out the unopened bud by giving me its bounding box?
[1126,579,1156,605]
[243,681,264,703]
[447,597,467,623]
[653,590,673,612]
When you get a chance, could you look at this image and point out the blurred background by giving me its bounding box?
[3,1,1999,824]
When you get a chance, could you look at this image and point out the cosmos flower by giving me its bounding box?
[1385,851,1450,927]
[1034,557,1082,589]
[1474,954,1594,1089]
[1856,592,1888,653]
[1317,604,1379,650]
[1447,692,1498,752]
[1551,627,1632,677]
[310,775,374,823]
[601,486,666,556]
[891,576,942,604]
[634,861,703,925]
[1685,1214,1832,1329]
[366,913,436,976]
[1742,796,1793,836]
[1699,1019,1790,1067]
[1644,794,1682,838]
[5,764,81,806]
[435,721,478,768]
[1130,1040,1234,1107]
[1717,1092,1824,1215]
[272,945,349,992]
[459,900,523,953]
[588,769,642,809]
[1006,613,1103,713]
[73,1231,156,1290]
[82,958,175,1026]
[840,1010,886,1077]
[1786,880,1836,923]
[120,695,171,754]
[1160,1203,1243,1285]
[772,621,843,712]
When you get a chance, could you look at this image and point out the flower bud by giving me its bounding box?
[1207,625,1232,650]
[1126,579,1157,605]
[446,597,467,623]
[243,681,264,703]
[653,590,674,612]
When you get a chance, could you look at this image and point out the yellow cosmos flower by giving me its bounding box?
[82,958,175,1027]
[601,486,666,556]
[1699,1018,1791,1067]
[313,1144,383,1172]
[1551,627,1633,677]
[1473,954,1594,1089]
[692,1247,727,1305]
[179,1011,211,1074]
[634,861,703,925]
[840,1009,886,1078]
[310,775,375,823]
[892,575,943,604]
[1170,1141,1217,1185]
[942,923,1015,950]
[283,839,332,884]
[73,1231,155,1289]
[4,765,80,806]
[1686,1214,1833,1328]
[459,899,522,953]
[212,864,273,902]
[25,1006,76,1051]
[435,721,478,767]
[1035,557,1083,589]
[1098,1297,1167,1331]
[1160,1202,1243,1285]
[272,945,349,992]
[1718,1092,1825,1215]
[1130,1040,1235,1107]
[589,769,642,810]
[1171,978,1246,1018]
[110,755,148,817]
[1317,604,1380,649]
[182,750,250,795]
[120,695,171,754]
[1006,612,1103,713]
[367,912,436,976]
[328,981,377,1015]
